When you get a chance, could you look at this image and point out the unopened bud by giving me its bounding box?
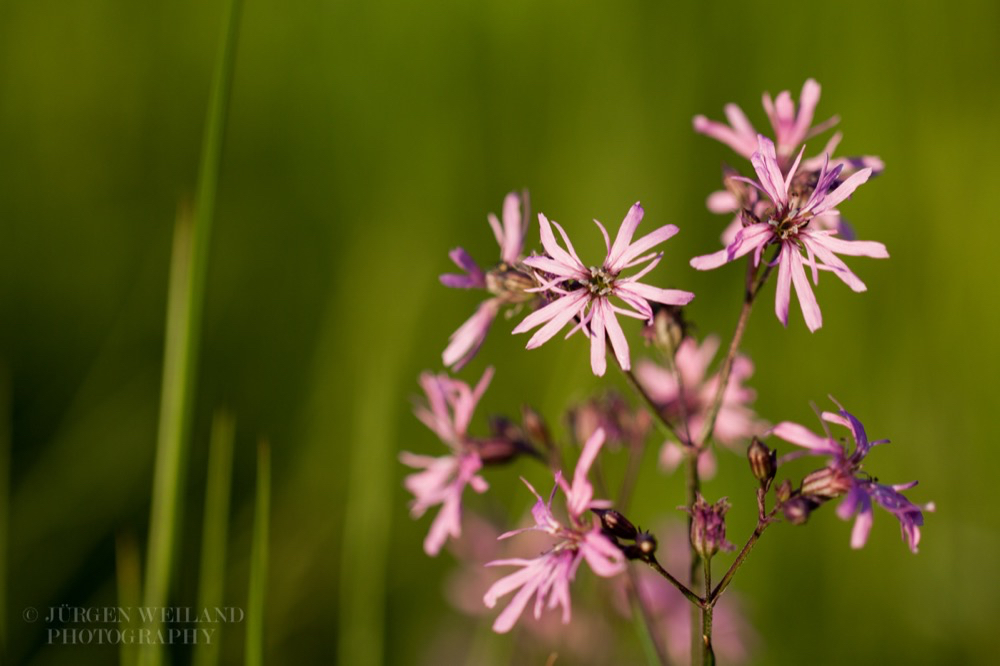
[521,405,553,452]
[683,494,735,560]
[747,437,777,486]
[474,437,523,465]
[800,467,852,499]
[647,305,687,354]
[775,479,793,503]
[635,531,658,558]
[592,508,639,541]
[782,495,820,525]
[486,266,536,303]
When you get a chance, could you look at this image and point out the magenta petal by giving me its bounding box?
[602,301,631,372]
[520,292,589,349]
[500,192,524,264]
[707,190,739,214]
[606,202,644,270]
[589,303,607,377]
[690,247,730,270]
[619,281,695,307]
[610,223,678,272]
[788,248,823,331]
[442,299,500,369]
[811,168,872,216]
[774,244,792,327]
[538,213,586,272]
[770,422,839,454]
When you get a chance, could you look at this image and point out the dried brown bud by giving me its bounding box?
[747,437,777,486]
[635,531,658,558]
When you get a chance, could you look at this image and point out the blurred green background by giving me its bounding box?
[2,0,998,664]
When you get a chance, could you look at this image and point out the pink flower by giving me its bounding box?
[770,399,935,553]
[513,202,695,376]
[440,193,534,370]
[693,79,838,167]
[400,368,494,556]
[483,428,626,633]
[636,336,765,476]
[691,135,888,332]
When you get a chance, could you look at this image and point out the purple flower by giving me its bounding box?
[635,335,766,476]
[693,79,839,167]
[440,193,534,370]
[691,136,888,332]
[513,202,695,376]
[483,428,626,633]
[400,368,494,556]
[769,400,935,553]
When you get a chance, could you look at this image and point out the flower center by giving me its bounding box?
[587,267,615,296]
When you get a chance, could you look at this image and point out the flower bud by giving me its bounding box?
[782,495,820,525]
[645,305,687,355]
[474,437,523,465]
[485,265,536,302]
[747,437,777,486]
[634,530,658,558]
[800,466,852,499]
[775,479,793,503]
[592,508,639,541]
[683,494,735,560]
[521,405,553,452]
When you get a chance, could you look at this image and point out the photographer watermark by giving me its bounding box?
[23,605,245,646]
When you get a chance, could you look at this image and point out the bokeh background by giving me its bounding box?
[2,0,998,664]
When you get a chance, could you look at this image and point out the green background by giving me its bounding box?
[2,0,997,664]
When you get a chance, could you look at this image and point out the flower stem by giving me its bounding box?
[644,555,704,608]
[702,558,715,666]
[696,253,775,447]
[686,450,701,665]
[710,512,774,605]
[620,365,682,444]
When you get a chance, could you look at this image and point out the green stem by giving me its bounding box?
[695,255,775,447]
[710,513,774,605]
[701,558,715,666]
[140,0,242,663]
[645,556,704,608]
[619,365,682,444]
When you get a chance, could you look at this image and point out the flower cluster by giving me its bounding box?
[400,80,932,662]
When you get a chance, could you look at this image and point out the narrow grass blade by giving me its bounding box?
[245,440,270,666]
[0,365,9,661]
[193,410,236,666]
[140,0,242,664]
[116,531,142,666]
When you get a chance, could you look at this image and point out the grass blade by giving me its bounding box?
[193,410,236,666]
[116,531,142,666]
[245,440,270,666]
[140,0,243,662]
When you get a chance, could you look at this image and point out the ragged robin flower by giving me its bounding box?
[400,368,494,556]
[440,192,536,369]
[691,135,888,332]
[513,202,694,376]
[483,428,626,632]
[769,399,934,553]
